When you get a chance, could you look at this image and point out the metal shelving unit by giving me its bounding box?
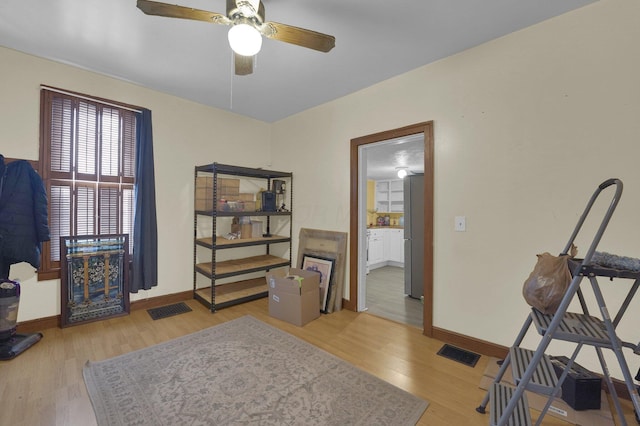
[193,163,292,312]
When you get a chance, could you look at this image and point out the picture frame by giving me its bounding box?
[302,254,335,313]
[60,234,130,328]
[297,228,347,313]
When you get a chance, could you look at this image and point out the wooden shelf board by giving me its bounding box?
[194,278,268,307]
[195,210,291,217]
[196,235,290,249]
[195,254,289,277]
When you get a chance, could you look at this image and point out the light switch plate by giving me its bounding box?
[455,216,466,232]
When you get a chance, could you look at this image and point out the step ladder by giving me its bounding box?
[476,179,640,425]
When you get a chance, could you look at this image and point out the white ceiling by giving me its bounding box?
[365,134,424,181]
[0,0,595,124]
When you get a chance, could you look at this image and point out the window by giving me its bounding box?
[39,88,136,280]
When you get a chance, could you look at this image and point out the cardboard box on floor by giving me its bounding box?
[479,356,614,426]
[266,268,320,326]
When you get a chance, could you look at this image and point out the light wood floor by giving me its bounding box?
[366,265,423,328]
[0,298,635,425]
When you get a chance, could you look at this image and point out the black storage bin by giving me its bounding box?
[551,356,601,410]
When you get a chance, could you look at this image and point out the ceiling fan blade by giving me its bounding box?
[262,21,335,53]
[136,0,231,25]
[234,53,254,76]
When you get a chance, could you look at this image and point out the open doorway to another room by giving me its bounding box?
[362,136,424,328]
[348,122,435,336]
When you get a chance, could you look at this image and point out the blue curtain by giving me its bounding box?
[131,108,158,292]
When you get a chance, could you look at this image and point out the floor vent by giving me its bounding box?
[147,302,192,320]
[437,344,481,367]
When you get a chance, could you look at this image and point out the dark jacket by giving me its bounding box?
[0,155,50,273]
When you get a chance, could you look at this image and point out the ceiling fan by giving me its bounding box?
[136,0,335,76]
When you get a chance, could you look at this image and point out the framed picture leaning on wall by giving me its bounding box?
[60,234,130,327]
[302,254,335,313]
[297,228,347,313]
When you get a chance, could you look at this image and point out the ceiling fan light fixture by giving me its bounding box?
[237,0,260,17]
[228,23,262,56]
[136,0,335,77]
[396,167,408,179]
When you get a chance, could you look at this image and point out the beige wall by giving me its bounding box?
[2,0,640,379]
[271,0,640,378]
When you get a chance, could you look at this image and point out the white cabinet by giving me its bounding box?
[368,229,385,266]
[367,228,404,269]
[389,180,404,213]
[375,181,389,213]
[375,179,404,213]
[388,229,404,264]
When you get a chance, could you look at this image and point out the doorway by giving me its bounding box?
[347,122,434,337]
[362,136,424,328]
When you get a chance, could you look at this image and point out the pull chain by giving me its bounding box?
[229,50,234,110]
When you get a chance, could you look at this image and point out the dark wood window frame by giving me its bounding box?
[38,86,140,281]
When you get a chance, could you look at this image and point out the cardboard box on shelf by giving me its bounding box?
[266,268,320,326]
[242,201,257,212]
[195,176,242,210]
[231,223,253,239]
[195,193,213,211]
[195,177,213,211]
[238,193,255,202]
[251,221,263,238]
[218,178,240,198]
[196,176,213,189]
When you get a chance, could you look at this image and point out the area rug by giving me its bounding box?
[83,315,429,425]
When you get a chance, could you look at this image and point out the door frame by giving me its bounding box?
[346,121,435,337]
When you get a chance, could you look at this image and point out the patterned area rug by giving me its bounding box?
[83,315,428,425]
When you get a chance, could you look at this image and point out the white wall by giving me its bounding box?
[0,46,272,321]
[2,0,640,380]
[271,0,640,379]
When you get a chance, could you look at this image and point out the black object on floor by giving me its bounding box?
[147,302,192,320]
[550,355,601,410]
[437,344,481,367]
[0,333,43,360]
